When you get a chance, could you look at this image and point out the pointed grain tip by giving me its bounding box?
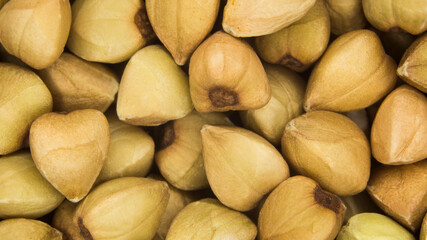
[68,196,82,203]
[396,61,409,78]
[201,124,213,134]
[222,23,238,37]
[285,120,297,131]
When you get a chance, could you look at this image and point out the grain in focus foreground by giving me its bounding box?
[0,0,425,239]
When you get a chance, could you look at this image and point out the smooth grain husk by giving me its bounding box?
[201,125,289,211]
[371,85,427,165]
[258,176,346,240]
[73,177,169,240]
[146,0,220,65]
[52,200,84,240]
[189,31,270,112]
[38,53,119,112]
[222,0,316,37]
[397,33,427,93]
[240,64,306,145]
[68,0,155,63]
[337,213,415,240]
[304,29,397,112]
[281,111,371,196]
[0,63,53,155]
[29,109,110,202]
[366,160,427,232]
[325,0,366,35]
[149,174,196,239]
[0,151,64,219]
[155,110,232,190]
[96,110,154,184]
[166,198,257,240]
[421,213,427,240]
[117,45,193,126]
[0,218,63,240]
[362,0,427,35]
[255,0,330,72]
[0,0,71,69]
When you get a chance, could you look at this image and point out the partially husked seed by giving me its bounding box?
[367,161,427,232]
[325,0,366,35]
[0,0,71,69]
[397,33,427,93]
[154,110,233,191]
[201,125,289,211]
[0,151,64,219]
[38,53,119,113]
[0,218,63,240]
[222,0,316,37]
[0,63,52,155]
[240,64,306,145]
[117,45,193,126]
[68,0,155,63]
[148,174,196,240]
[73,177,169,240]
[371,85,427,165]
[95,109,155,184]
[362,0,427,35]
[258,176,346,240]
[337,213,415,240]
[52,201,82,240]
[304,29,397,112]
[255,0,330,72]
[166,198,257,240]
[29,109,110,202]
[189,31,271,112]
[146,0,220,65]
[282,111,371,196]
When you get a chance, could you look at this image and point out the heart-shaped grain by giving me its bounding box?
[29,109,110,202]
